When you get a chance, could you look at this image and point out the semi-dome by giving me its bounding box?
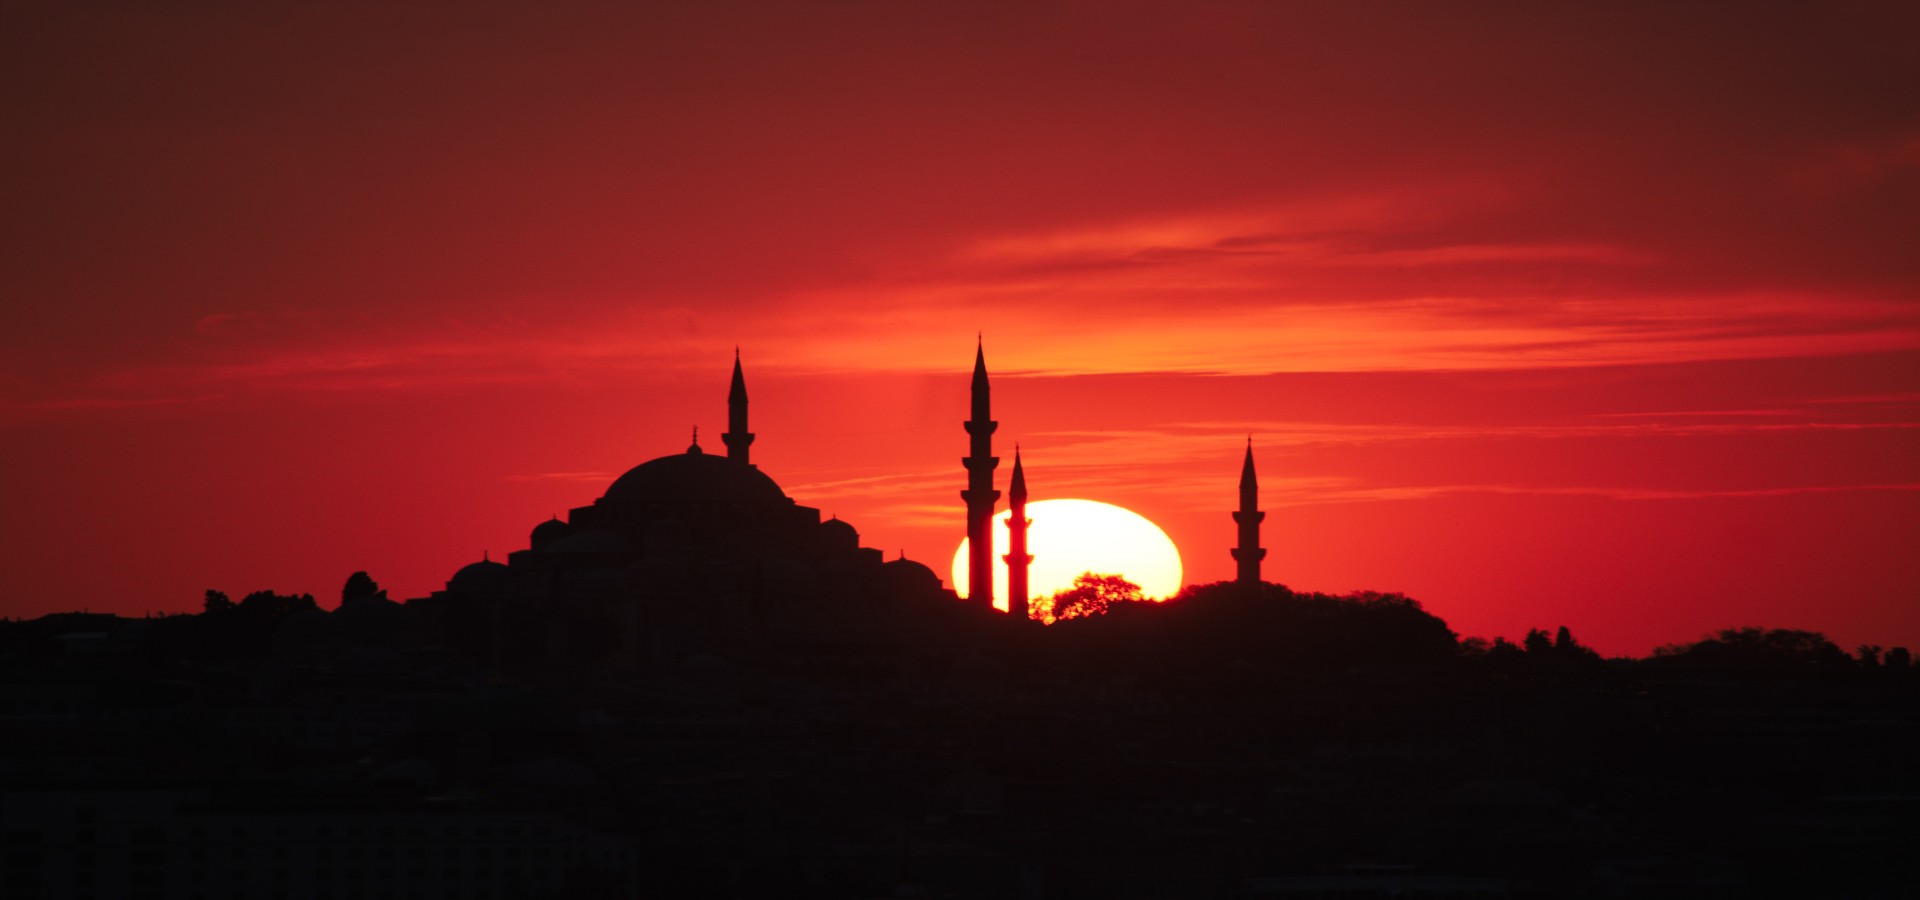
[601,448,789,510]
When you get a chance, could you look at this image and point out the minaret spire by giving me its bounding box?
[1232,437,1266,588]
[961,338,1001,608]
[1004,445,1032,621]
[722,348,755,465]
[970,337,991,421]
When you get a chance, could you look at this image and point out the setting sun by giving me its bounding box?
[951,499,1184,608]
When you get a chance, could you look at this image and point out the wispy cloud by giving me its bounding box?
[755,281,1920,378]
[10,182,1920,416]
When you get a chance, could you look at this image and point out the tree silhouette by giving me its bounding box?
[1654,626,1850,671]
[1035,572,1144,625]
[1127,582,1460,676]
[203,589,233,614]
[1486,635,1524,664]
[239,590,318,623]
[1473,624,1605,677]
[341,571,388,607]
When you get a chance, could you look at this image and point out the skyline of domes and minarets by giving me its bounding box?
[423,340,1261,633]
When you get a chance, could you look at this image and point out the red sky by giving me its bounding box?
[4,1,1917,655]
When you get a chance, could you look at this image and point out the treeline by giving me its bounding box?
[0,573,420,661]
[4,571,1912,683]
[1653,625,1911,671]
[1028,580,1463,685]
[1024,575,1915,684]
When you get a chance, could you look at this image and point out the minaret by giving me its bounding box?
[1231,438,1266,587]
[961,340,1000,607]
[722,348,754,465]
[1004,446,1032,621]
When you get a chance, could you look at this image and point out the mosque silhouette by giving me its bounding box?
[416,343,1268,661]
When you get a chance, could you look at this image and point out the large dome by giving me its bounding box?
[601,447,789,510]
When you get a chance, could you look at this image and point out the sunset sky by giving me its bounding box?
[4,2,1916,654]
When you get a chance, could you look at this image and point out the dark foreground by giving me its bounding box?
[3,585,1916,899]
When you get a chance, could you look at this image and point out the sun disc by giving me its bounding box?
[951,498,1183,611]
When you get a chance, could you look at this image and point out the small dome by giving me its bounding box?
[601,449,789,510]
[819,515,859,548]
[448,558,510,594]
[529,517,572,550]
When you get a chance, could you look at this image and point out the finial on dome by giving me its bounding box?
[688,426,703,455]
[483,550,489,562]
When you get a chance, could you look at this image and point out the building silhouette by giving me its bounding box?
[957,345,1274,609]
[419,353,953,668]
[421,345,1282,652]
[721,348,753,465]
[960,339,1001,608]
[1233,438,1266,587]
[1004,446,1032,621]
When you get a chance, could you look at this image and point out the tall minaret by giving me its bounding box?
[1004,446,1032,621]
[1231,438,1266,587]
[722,348,754,465]
[961,339,1000,607]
